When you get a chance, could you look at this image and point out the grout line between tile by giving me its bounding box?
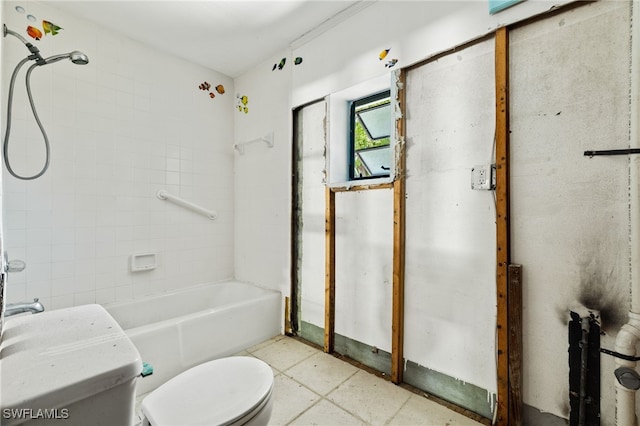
[283,396,323,426]
[284,395,374,426]
[251,336,486,426]
[274,347,319,373]
[382,393,412,426]
[282,358,359,397]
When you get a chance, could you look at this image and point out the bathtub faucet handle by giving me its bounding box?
[6,259,26,273]
[4,252,26,273]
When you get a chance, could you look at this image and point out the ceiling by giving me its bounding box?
[45,0,365,78]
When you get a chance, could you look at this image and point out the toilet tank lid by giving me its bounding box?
[0,304,141,411]
[142,356,274,426]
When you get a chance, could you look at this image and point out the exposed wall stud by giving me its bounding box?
[284,296,292,335]
[508,264,523,426]
[391,69,407,384]
[324,186,336,353]
[495,25,511,426]
[330,182,393,192]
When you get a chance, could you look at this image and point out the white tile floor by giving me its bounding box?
[135,335,486,426]
[244,335,485,426]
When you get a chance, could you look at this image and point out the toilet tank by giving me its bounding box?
[0,304,142,426]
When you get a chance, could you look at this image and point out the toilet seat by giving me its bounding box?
[141,356,274,426]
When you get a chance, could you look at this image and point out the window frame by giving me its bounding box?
[348,90,392,181]
[324,72,400,188]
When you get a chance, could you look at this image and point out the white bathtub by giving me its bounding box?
[105,280,281,395]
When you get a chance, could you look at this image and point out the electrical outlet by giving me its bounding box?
[471,164,496,190]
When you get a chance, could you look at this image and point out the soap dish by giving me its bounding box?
[131,253,157,272]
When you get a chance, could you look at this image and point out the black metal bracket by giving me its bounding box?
[584,148,640,157]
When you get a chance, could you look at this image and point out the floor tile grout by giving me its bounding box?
[283,393,375,426]
[264,336,484,426]
[135,335,485,426]
[274,349,412,425]
[282,356,360,397]
[283,397,322,426]
[281,373,366,425]
[382,393,413,426]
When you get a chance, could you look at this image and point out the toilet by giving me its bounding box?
[140,356,274,426]
[0,305,273,426]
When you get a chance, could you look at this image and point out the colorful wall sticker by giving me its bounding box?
[236,94,249,114]
[272,57,286,71]
[198,81,225,101]
[271,56,303,72]
[378,48,398,68]
[385,58,398,68]
[15,6,64,40]
[26,26,42,40]
[43,20,63,36]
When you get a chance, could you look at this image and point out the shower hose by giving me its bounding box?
[3,57,51,180]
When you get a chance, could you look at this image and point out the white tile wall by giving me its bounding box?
[2,1,235,309]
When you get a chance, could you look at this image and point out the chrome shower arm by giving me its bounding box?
[3,24,45,65]
[3,24,29,45]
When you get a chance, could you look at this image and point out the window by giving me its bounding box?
[325,73,396,186]
[349,90,391,180]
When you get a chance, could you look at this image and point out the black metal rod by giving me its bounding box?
[600,348,640,361]
[584,148,640,156]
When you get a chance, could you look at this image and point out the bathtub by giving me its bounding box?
[105,280,281,395]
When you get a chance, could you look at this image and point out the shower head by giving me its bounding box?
[3,24,89,66]
[70,51,89,65]
[43,51,89,65]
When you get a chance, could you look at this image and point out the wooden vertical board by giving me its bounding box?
[508,264,522,426]
[495,26,510,426]
[324,187,336,353]
[391,178,406,383]
[284,296,292,335]
[391,70,407,384]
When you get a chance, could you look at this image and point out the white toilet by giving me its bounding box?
[0,305,274,426]
[140,356,274,426]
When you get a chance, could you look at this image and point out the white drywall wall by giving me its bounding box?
[510,2,631,421]
[298,100,327,329]
[404,37,498,394]
[234,0,635,420]
[291,0,576,108]
[297,99,394,354]
[334,189,394,351]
